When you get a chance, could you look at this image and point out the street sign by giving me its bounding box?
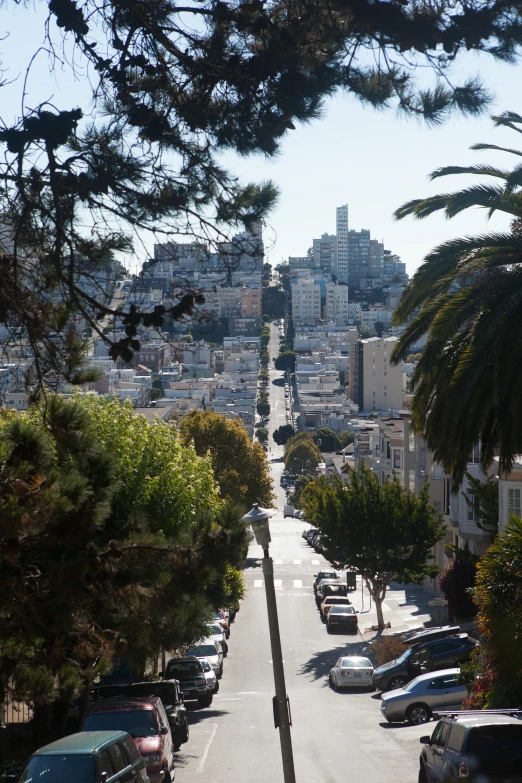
[428,599,448,607]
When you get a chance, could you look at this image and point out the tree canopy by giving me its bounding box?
[1,0,513,385]
[301,468,445,629]
[274,350,296,372]
[392,111,522,484]
[273,424,295,446]
[180,410,274,508]
[285,434,322,475]
[0,396,249,744]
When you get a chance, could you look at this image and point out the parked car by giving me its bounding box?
[315,579,339,605]
[326,605,359,633]
[284,504,295,517]
[380,668,467,725]
[329,656,374,690]
[205,622,228,655]
[212,609,230,638]
[372,634,479,692]
[316,581,349,606]
[404,626,463,646]
[164,657,213,708]
[83,697,174,783]
[16,731,149,783]
[199,657,219,693]
[313,569,338,592]
[320,595,352,619]
[124,680,189,751]
[186,640,224,678]
[419,712,522,783]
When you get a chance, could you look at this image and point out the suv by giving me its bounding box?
[419,712,522,782]
[84,697,174,783]
[125,681,189,752]
[372,634,479,692]
[164,657,213,707]
[16,731,148,783]
[313,570,338,592]
[404,626,463,646]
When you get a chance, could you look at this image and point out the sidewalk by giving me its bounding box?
[350,577,478,639]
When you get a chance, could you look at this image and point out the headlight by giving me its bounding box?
[143,753,162,765]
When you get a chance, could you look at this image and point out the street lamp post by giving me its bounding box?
[242,504,297,783]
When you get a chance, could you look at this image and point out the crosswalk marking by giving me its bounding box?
[293,559,301,565]
[254,580,263,588]
[312,559,320,565]
[293,580,302,588]
[274,579,282,588]
[275,559,283,565]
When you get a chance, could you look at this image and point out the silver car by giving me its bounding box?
[199,657,219,693]
[205,622,228,655]
[187,639,224,678]
[329,656,374,690]
[380,668,467,725]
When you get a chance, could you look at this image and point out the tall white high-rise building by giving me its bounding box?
[335,205,349,284]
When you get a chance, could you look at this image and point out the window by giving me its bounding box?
[432,464,443,479]
[120,737,140,764]
[438,675,458,689]
[107,743,127,773]
[467,494,480,523]
[386,442,391,459]
[508,488,521,516]
[447,724,466,752]
[468,443,480,464]
[393,450,401,469]
[408,430,415,452]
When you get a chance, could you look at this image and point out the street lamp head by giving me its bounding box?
[242,503,275,548]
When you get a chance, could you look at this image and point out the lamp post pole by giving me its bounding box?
[242,504,297,783]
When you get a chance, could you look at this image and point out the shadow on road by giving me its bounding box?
[187,708,229,725]
[298,639,376,682]
[244,557,262,570]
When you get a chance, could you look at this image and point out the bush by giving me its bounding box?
[439,551,477,620]
[372,636,407,666]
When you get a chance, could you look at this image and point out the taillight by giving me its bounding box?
[458,758,469,778]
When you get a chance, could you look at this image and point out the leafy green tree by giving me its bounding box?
[374,321,385,338]
[301,468,445,629]
[274,350,296,372]
[262,287,287,320]
[149,386,163,401]
[475,516,522,680]
[338,431,355,449]
[260,350,269,367]
[285,439,322,475]
[273,425,295,446]
[257,389,270,418]
[180,410,274,508]
[312,428,339,452]
[359,326,377,339]
[463,472,499,540]
[392,112,522,485]
[439,549,478,620]
[256,427,269,444]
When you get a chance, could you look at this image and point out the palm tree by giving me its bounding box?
[392,111,522,486]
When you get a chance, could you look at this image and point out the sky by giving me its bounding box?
[2,5,522,276]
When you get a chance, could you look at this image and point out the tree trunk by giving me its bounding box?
[374,597,385,631]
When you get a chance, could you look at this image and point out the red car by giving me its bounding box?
[212,609,230,638]
[84,696,175,783]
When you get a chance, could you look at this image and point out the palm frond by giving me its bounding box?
[471,143,522,158]
[430,164,509,181]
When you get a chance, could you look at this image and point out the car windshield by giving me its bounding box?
[199,659,212,672]
[84,709,158,738]
[330,605,355,614]
[165,660,202,678]
[341,658,372,668]
[188,645,216,657]
[325,598,350,604]
[20,755,94,783]
[206,624,223,635]
[395,648,412,664]
[319,573,336,580]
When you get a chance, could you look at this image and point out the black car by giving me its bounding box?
[419,712,522,783]
[163,657,213,708]
[372,634,479,692]
[125,680,189,751]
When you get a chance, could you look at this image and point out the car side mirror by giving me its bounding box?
[161,726,169,735]
[313,574,317,577]
[419,736,430,744]
[355,610,360,614]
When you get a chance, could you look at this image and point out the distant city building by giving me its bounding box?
[347,229,384,289]
[312,233,337,275]
[291,277,321,323]
[352,336,403,412]
[335,205,349,284]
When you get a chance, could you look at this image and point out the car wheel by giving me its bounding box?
[214,680,220,693]
[387,676,406,691]
[407,704,431,725]
[218,664,223,679]
[205,692,213,707]
[326,625,332,634]
[183,721,189,744]
[418,762,428,783]
[164,769,172,783]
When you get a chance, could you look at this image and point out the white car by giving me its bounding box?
[187,639,224,678]
[205,622,228,655]
[329,656,374,690]
[199,657,219,693]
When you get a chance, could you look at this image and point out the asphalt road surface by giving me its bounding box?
[174,323,426,782]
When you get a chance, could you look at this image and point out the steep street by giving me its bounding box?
[174,323,427,783]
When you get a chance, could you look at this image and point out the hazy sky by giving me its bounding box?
[2,5,522,276]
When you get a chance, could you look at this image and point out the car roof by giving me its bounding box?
[411,667,461,684]
[34,731,128,755]
[444,715,522,728]
[412,633,470,650]
[405,626,462,644]
[323,596,349,601]
[88,697,157,712]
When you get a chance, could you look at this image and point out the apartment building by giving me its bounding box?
[240,286,262,318]
[360,307,394,329]
[291,277,321,323]
[312,233,336,274]
[351,336,403,412]
[335,205,349,283]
